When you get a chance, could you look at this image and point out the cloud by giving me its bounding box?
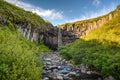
[66,4,116,23]
[5,0,63,20]
[93,0,100,6]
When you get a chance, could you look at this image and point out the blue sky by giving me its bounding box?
[5,0,120,26]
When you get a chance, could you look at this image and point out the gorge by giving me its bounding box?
[0,0,120,80]
[10,5,120,49]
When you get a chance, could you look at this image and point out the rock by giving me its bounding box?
[69,72,76,75]
[58,11,119,45]
[42,52,103,80]
[98,77,102,80]
[49,65,58,69]
[0,16,6,25]
[53,69,58,73]
[43,77,49,80]
[104,76,115,80]
[63,74,69,80]
[57,75,63,80]
[86,71,92,74]
[108,76,115,80]
[44,58,51,61]
[46,62,51,65]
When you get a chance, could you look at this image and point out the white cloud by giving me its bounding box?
[5,0,63,20]
[66,4,116,23]
[93,0,100,6]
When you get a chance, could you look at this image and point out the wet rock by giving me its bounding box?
[69,72,76,75]
[43,77,49,80]
[104,76,115,80]
[57,75,63,80]
[42,52,102,80]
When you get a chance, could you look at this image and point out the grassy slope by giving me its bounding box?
[0,0,50,80]
[0,0,46,28]
[60,6,120,79]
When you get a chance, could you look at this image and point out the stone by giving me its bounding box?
[58,10,119,45]
[86,71,92,74]
[42,52,108,80]
[43,77,49,80]
[108,76,115,80]
[0,16,6,25]
[57,75,63,80]
[69,72,76,75]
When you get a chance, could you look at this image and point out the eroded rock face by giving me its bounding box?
[0,7,119,48]
[14,21,58,49]
[15,21,41,42]
[43,27,59,49]
[60,10,120,45]
[0,15,59,49]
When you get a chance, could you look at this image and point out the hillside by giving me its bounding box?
[0,0,50,80]
[59,5,120,79]
[58,5,120,45]
[0,0,46,27]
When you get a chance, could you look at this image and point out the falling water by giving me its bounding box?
[58,28,62,47]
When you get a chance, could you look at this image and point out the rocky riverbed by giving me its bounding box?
[42,52,102,80]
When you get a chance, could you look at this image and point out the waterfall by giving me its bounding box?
[58,28,62,47]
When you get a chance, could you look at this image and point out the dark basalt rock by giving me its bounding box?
[59,10,120,45]
[0,16,7,25]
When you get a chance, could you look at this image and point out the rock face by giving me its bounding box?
[0,6,120,48]
[13,7,120,48]
[59,8,120,45]
[14,21,59,49]
[0,16,58,49]
[43,27,59,49]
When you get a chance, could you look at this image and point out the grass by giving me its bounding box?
[59,5,120,79]
[0,24,50,80]
[0,0,47,28]
[0,0,51,79]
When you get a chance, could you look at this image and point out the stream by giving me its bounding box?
[42,52,102,80]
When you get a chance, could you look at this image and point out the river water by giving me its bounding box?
[42,52,101,80]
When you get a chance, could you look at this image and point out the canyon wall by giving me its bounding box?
[14,21,58,49]
[59,8,120,45]
[0,16,58,49]
[0,6,120,49]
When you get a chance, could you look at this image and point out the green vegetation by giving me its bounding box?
[0,0,51,80]
[60,6,120,79]
[0,24,50,80]
[0,0,46,28]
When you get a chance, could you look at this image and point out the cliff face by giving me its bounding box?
[0,16,58,49]
[43,27,59,49]
[0,0,59,49]
[59,7,120,45]
[14,21,58,49]
[1,0,120,49]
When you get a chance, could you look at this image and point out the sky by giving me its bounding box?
[5,0,120,26]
